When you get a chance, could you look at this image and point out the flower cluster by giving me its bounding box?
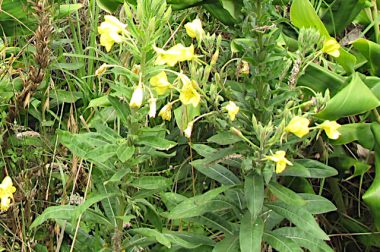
[0,176,16,211]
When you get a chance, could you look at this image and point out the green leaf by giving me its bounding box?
[352,38,380,76]
[290,0,329,38]
[266,201,329,240]
[299,193,337,214]
[56,4,83,19]
[239,213,263,252]
[166,186,231,219]
[334,48,357,74]
[191,161,240,185]
[73,193,117,221]
[263,231,303,252]
[331,123,374,149]
[268,181,306,206]
[88,95,111,108]
[244,174,264,219]
[317,73,380,120]
[130,176,172,190]
[108,95,130,125]
[96,0,124,13]
[137,136,177,150]
[213,234,239,252]
[133,228,171,248]
[30,205,75,229]
[363,123,380,230]
[163,231,215,249]
[117,144,135,162]
[281,159,338,178]
[86,144,118,163]
[272,227,333,252]
[207,132,242,145]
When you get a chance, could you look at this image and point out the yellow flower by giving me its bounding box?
[0,176,16,211]
[285,116,310,138]
[179,77,201,107]
[149,98,157,118]
[318,120,341,139]
[239,60,250,75]
[149,71,172,95]
[322,38,341,58]
[184,18,205,41]
[95,63,108,77]
[130,85,144,109]
[154,44,195,66]
[98,15,127,52]
[158,103,172,121]
[184,122,194,139]
[266,151,293,173]
[225,101,239,121]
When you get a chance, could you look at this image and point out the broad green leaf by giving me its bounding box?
[329,155,371,180]
[96,0,124,12]
[299,193,337,214]
[331,123,374,149]
[73,193,117,221]
[266,201,329,240]
[88,95,111,108]
[352,38,380,76]
[297,63,345,94]
[363,123,380,230]
[239,213,263,252]
[268,181,306,206]
[30,205,75,229]
[130,176,172,190]
[212,234,239,252]
[117,144,135,162]
[207,132,242,145]
[174,104,200,131]
[137,136,177,150]
[56,4,83,19]
[281,159,338,178]
[290,0,329,38]
[263,231,303,252]
[191,161,240,185]
[244,174,264,219]
[53,62,85,71]
[317,73,380,120]
[86,144,118,163]
[191,144,217,157]
[321,0,370,35]
[133,228,171,248]
[196,213,234,236]
[273,227,333,252]
[220,0,243,21]
[166,186,231,219]
[334,48,357,74]
[108,95,130,125]
[163,231,215,249]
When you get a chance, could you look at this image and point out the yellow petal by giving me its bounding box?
[225,101,239,121]
[130,86,144,109]
[154,44,195,66]
[322,38,341,58]
[285,116,310,138]
[185,18,204,41]
[179,79,201,107]
[158,103,172,121]
[319,120,341,139]
[150,71,172,95]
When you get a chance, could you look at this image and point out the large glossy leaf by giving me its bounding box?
[321,0,371,35]
[133,228,171,248]
[290,0,329,38]
[245,174,264,219]
[297,63,345,94]
[317,73,380,120]
[363,123,380,230]
[239,213,263,252]
[266,201,330,240]
[263,231,303,252]
[352,38,380,76]
[331,123,374,149]
[137,136,177,150]
[281,159,338,178]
